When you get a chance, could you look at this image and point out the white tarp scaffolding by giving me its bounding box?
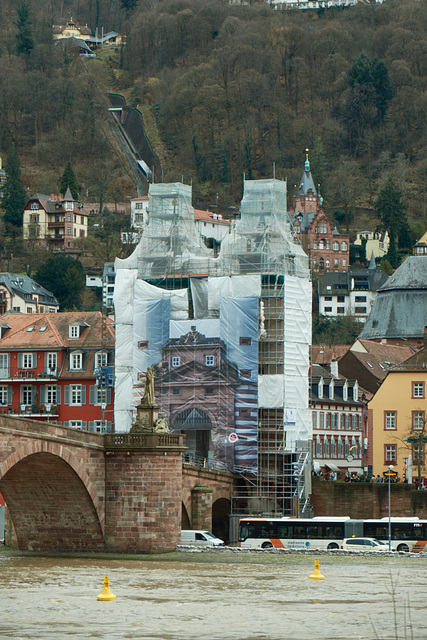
[114,179,312,472]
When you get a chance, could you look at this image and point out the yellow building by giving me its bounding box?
[53,19,92,41]
[368,344,427,482]
[22,188,89,253]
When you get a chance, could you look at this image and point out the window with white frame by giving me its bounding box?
[69,325,80,339]
[316,436,322,457]
[22,353,34,369]
[71,385,82,405]
[385,444,397,463]
[172,357,180,367]
[0,386,8,405]
[21,386,33,405]
[413,382,425,398]
[413,411,425,430]
[70,352,82,370]
[95,351,108,369]
[385,411,396,430]
[70,420,83,429]
[333,241,339,251]
[46,385,57,405]
[47,352,58,374]
[205,355,215,366]
[337,437,343,457]
[341,242,347,251]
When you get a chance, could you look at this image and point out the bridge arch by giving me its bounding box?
[0,441,105,551]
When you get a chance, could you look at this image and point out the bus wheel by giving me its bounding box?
[327,543,339,550]
[397,544,409,553]
[261,541,274,549]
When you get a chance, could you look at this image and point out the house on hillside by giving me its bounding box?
[53,19,92,41]
[22,189,89,252]
[194,210,230,252]
[0,311,114,430]
[354,230,389,260]
[317,260,389,323]
[368,338,427,483]
[413,231,427,256]
[311,364,365,478]
[290,153,349,272]
[0,274,58,314]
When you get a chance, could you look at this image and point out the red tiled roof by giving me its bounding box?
[0,312,114,349]
[194,210,230,225]
[311,345,350,365]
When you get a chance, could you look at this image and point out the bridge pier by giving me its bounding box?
[104,432,186,553]
[191,485,213,531]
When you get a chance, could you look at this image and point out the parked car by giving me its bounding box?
[341,537,389,551]
[180,530,224,547]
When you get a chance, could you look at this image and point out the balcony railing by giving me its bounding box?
[0,367,58,380]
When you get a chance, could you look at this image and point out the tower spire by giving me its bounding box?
[305,148,310,172]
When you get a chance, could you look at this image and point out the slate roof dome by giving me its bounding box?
[360,256,427,340]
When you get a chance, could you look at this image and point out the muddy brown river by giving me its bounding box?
[0,553,425,639]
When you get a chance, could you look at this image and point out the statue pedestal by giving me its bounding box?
[134,403,160,432]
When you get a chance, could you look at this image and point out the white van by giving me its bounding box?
[180,530,224,547]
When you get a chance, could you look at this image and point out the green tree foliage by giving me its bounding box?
[2,145,27,230]
[14,3,34,57]
[59,161,79,200]
[348,53,392,121]
[35,256,85,310]
[375,178,409,268]
[312,316,364,346]
[380,259,393,276]
[120,0,139,10]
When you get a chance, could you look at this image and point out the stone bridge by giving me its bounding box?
[0,416,233,553]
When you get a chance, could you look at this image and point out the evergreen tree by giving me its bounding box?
[59,161,79,200]
[14,3,34,56]
[35,256,85,310]
[375,178,409,248]
[2,145,27,230]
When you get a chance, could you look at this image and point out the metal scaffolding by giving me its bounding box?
[114,178,312,518]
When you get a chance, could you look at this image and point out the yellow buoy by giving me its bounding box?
[309,560,325,580]
[97,576,117,601]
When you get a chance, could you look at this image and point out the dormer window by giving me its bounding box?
[65,201,73,211]
[318,378,323,399]
[31,202,38,210]
[343,381,348,402]
[69,325,80,339]
[70,352,82,370]
[329,379,334,400]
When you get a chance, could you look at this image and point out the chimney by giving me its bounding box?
[330,359,339,378]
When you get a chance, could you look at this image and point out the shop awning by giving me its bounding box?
[325,462,340,472]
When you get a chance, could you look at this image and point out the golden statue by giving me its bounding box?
[140,366,155,406]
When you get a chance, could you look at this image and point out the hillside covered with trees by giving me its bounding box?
[0,0,426,232]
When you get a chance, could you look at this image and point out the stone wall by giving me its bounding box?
[311,476,427,518]
[105,434,186,553]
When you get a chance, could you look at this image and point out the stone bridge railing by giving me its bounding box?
[104,432,185,450]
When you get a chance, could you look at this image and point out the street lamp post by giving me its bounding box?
[388,464,393,551]
[403,457,408,482]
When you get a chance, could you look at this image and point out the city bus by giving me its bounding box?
[238,516,427,552]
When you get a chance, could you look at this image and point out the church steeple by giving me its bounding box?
[297,148,317,198]
[304,148,310,172]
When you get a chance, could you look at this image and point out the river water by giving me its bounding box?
[0,553,425,639]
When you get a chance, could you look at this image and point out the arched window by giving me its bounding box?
[333,241,339,251]
[326,241,330,250]
[313,241,317,250]
[325,260,330,268]
[341,242,347,251]
[319,240,324,250]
